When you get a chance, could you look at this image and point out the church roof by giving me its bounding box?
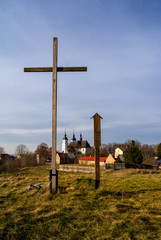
[68,140,91,149]
[69,141,80,148]
[81,140,91,148]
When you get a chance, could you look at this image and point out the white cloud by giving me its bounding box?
[0,128,51,135]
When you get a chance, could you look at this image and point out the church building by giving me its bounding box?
[62,132,91,155]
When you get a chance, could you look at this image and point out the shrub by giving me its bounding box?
[0,153,38,173]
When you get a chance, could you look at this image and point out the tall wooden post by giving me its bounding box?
[51,38,58,192]
[91,113,103,189]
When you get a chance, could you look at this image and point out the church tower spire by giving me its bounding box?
[71,130,76,142]
[62,131,68,153]
[80,133,82,142]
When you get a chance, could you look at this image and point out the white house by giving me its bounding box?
[115,147,124,159]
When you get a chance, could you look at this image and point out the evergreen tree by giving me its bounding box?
[124,140,143,164]
[157,143,161,159]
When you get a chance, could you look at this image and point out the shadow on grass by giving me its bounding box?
[98,187,161,199]
[1,208,83,240]
[110,216,159,240]
[76,178,94,189]
[76,178,93,184]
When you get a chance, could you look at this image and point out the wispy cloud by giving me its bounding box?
[0,128,51,135]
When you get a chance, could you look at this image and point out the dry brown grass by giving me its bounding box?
[1,166,161,239]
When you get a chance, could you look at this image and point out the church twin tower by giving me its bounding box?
[62,132,86,154]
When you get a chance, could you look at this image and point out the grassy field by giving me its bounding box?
[1,166,161,240]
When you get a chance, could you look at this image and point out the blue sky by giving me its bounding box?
[1,0,161,153]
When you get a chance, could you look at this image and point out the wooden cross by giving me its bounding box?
[24,37,87,193]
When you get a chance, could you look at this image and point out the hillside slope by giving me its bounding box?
[1,166,161,239]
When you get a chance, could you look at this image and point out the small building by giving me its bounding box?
[106,154,115,164]
[56,152,75,165]
[115,147,124,158]
[0,154,14,165]
[79,156,107,166]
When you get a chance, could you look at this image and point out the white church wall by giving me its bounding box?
[62,140,68,153]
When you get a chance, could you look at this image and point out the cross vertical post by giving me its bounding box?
[52,38,58,192]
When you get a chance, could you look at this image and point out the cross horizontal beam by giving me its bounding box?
[24,67,87,72]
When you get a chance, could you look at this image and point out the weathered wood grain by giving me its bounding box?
[24,67,87,72]
[52,37,57,193]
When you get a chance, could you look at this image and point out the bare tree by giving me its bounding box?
[35,142,49,158]
[124,139,141,147]
[0,146,4,154]
[15,144,28,155]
